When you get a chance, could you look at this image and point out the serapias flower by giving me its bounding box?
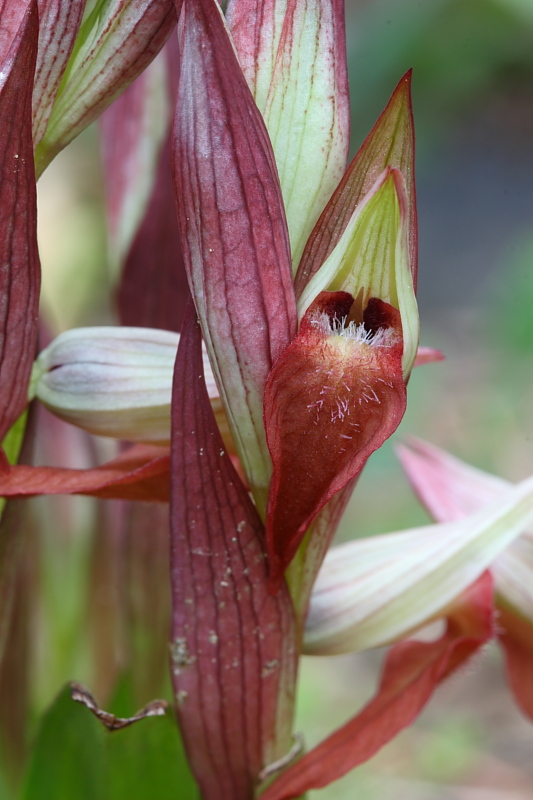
[0,0,480,795]
[397,437,533,721]
[305,472,533,655]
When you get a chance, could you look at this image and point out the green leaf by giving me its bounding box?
[22,684,199,800]
[107,713,198,800]
[2,410,27,468]
[22,686,107,800]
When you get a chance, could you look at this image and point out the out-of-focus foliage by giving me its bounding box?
[348,0,533,159]
[21,683,197,800]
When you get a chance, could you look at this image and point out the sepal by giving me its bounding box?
[295,70,416,295]
[297,169,419,378]
[35,0,176,175]
[304,472,533,654]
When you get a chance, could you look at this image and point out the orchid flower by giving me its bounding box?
[0,0,521,797]
[397,437,533,722]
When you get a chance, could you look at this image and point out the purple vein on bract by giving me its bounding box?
[169,303,297,800]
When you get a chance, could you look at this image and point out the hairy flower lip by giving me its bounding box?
[264,291,406,587]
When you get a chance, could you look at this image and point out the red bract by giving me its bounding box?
[170,304,297,800]
[0,444,169,501]
[100,36,188,332]
[264,292,406,586]
[0,1,40,455]
[172,0,297,506]
[261,574,494,800]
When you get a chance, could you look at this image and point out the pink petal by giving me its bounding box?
[170,303,297,799]
[295,70,417,296]
[414,346,444,367]
[264,292,406,586]
[261,573,494,799]
[0,1,40,451]
[172,0,297,498]
[396,437,508,523]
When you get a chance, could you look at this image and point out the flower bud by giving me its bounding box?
[31,327,221,443]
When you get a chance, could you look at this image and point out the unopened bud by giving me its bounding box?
[31,327,220,443]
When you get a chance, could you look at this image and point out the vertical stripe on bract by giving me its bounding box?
[295,70,416,297]
[261,574,493,800]
[0,1,40,453]
[172,0,296,508]
[35,0,177,177]
[227,0,350,272]
[32,0,87,146]
[170,304,297,799]
[226,0,287,108]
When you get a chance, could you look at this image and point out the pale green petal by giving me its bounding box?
[304,474,533,655]
[297,169,419,378]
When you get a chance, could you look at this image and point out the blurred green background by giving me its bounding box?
[7,0,533,797]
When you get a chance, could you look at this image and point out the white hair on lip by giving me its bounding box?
[309,311,400,348]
